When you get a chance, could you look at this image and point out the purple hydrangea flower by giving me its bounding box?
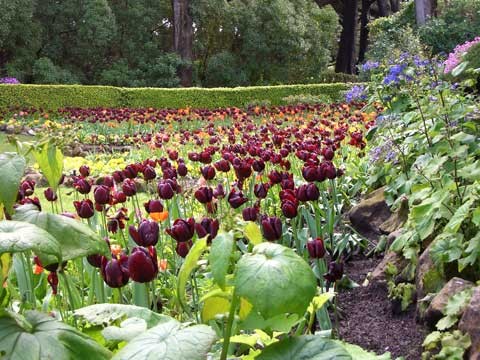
[345,84,367,103]
[0,77,20,85]
[361,60,380,72]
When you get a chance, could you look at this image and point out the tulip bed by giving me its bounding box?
[0,100,391,359]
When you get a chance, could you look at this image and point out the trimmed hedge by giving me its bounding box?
[0,83,349,110]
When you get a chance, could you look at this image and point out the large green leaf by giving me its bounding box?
[234,242,316,319]
[74,304,171,328]
[177,237,208,311]
[430,233,463,265]
[0,220,61,265]
[13,205,110,261]
[0,310,112,360]
[0,153,26,214]
[112,320,216,360]
[209,231,234,289]
[444,200,473,233]
[32,142,63,192]
[334,341,391,359]
[255,335,351,360]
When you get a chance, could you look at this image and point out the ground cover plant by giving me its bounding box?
[0,101,394,359]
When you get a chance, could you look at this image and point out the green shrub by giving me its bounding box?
[32,58,79,85]
[0,83,349,110]
[282,94,332,105]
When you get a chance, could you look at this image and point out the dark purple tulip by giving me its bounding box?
[128,247,158,283]
[87,254,103,268]
[101,255,129,288]
[324,261,344,290]
[74,178,92,194]
[44,187,57,202]
[302,166,319,182]
[281,200,298,218]
[129,220,159,247]
[322,147,335,161]
[113,191,127,204]
[307,238,326,259]
[242,207,259,221]
[123,164,138,179]
[254,183,269,199]
[157,180,175,200]
[112,170,125,183]
[143,165,157,181]
[234,162,252,180]
[102,175,115,188]
[213,184,225,199]
[252,159,265,172]
[261,216,282,241]
[227,188,248,209]
[201,165,216,180]
[73,199,94,219]
[322,162,337,180]
[177,162,188,177]
[195,218,219,241]
[122,179,137,197]
[176,240,193,258]
[194,186,213,204]
[268,170,282,185]
[214,160,230,172]
[20,180,35,197]
[94,185,111,205]
[79,165,90,177]
[296,183,320,202]
[144,199,164,213]
[166,218,195,242]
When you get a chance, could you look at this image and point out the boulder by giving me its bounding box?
[379,195,409,234]
[459,286,480,359]
[348,187,392,236]
[424,277,473,328]
[370,251,408,283]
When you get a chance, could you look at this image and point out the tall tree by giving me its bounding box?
[415,0,436,25]
[334,0,358,74]
[172,0,193,86]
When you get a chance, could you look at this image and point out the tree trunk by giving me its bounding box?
[172,0,193,87]
[390,0,400,12]
[358,0,371,66]
[377,0,389,16]
[335,0,358,74]
[415,0,436,25]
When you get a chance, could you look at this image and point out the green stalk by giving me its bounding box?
[220,294,240,360]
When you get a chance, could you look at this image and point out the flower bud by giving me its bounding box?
[128,247,158,283]
[261,216,282,241]
[101,255,129,288]
[73,199,94,219]
[307,238,326,259]
[44,187,57,202]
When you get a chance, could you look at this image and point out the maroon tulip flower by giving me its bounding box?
[44,187,57,202]
[322,147,335,161]
[20,180,35,197]
[307,238,326,259]
[268,170,282,185]
[261,216,282,241]
[252,159,265,172]
[242,207,259,222]
[302,165,319,182]
[157,180,175,200]
[74,199,94,219]
[281,200,298,218]
[102,175,115,188]
[195,218,219,241]
[144,199,164,213]
[79,165,90,177]
[177,162,188,177]
[47,272,59,295]
[129,220,159,247]
[324,261,344,290]
[101,255,130,288]
[94,185,111,205]
[194,186,213,204]
[74,178,92,194]
[201,165,216,180]
[123,164,138,179]
[128,247,158,283]
[213,184,225,199]
[322,162,337,180]
[143,165,157,181]
[234,162,252,180]
[296,183,320,202]
[87,254,103,268]
[166,218,195,242]
[227,188,248,209]
[254,183,269,199]
[113,191,127,204]
[122,179,136,197]
[176,240,193,258]
[112,170,125,183]
[214,159,230,172]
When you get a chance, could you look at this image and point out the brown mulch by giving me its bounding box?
[336,255,426,359]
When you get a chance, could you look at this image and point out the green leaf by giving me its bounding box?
[74,304,170,328]
[430,234,463,265]
[201,296,230,322]
[234,242,316,319]
[444,200,473,233]
[177,237,208,311]
[472,207,480,227]
[444,288,473,317]
[436,314,458,331]
[333,341,391,359]
[112,320,216,360]
[0,220,61,265]
[102,317,147,342]
[32,142,63,192]
[13,204,110,262]
[458,161,480,181]
[459,232,480,271]
[423,331,442,350]
[451,61,469,77]
[255,335,351,360]
[0,310,112,360]
[0,153,26,214]
[210,231,234,289]
[244,222,263,245]
[239,311,301,332]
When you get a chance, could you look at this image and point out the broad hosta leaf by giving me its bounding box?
[244,222,263,245]
[112,320,216,360]
[255,335,351,360]
[458,161,480,181]
[74,304,170,328]
[102,318,147,342]
[333,341,391,359]
[210,231,234,289]
[0,153,26,214]
[0,220,61,265]
[32,142,63,192]
[177,237,208,311]
[0,310,112,360]
[13,204,110,262]
[234,242,316,319]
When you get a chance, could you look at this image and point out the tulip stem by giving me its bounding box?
[191,272,200,323]
[220,294,239,360]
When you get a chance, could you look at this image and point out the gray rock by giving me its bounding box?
[370,251,408,283]
[424,277,473,328]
